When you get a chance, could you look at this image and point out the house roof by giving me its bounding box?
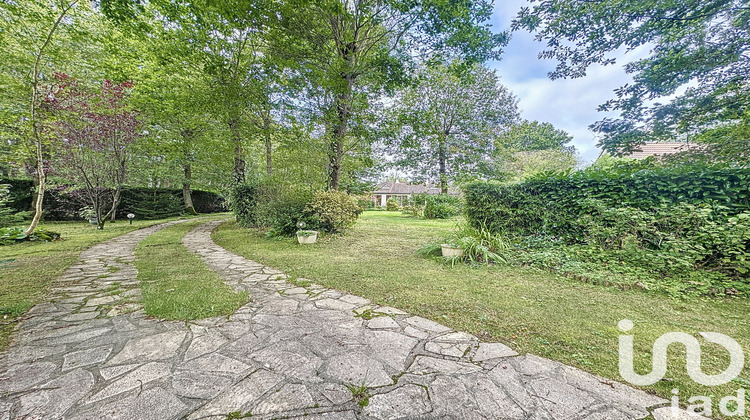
[371,181,459,195]
[625,142,700,159]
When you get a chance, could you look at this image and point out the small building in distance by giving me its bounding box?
[622,142,701,159]
[370,181,460,207]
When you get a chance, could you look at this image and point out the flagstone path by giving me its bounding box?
[0,219,696,419]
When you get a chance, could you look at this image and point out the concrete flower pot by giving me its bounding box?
[297,230,318,244]
[441,244,464,257]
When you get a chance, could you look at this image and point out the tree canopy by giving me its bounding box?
[514,0,749,159]
[388,63,519,192]
[0,0,521,231]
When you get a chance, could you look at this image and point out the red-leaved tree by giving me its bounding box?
[42,73,139,229]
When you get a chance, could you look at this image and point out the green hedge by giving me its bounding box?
[118,188,225,220]
[463,163,750,293]
[0,179,225,220]
[465,162,750,238]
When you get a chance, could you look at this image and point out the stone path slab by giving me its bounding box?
[0,219,688,419]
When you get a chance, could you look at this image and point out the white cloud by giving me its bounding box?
[495,59,631,162]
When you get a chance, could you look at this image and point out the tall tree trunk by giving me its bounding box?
[327,81,353,190]
[100,187,121,230]
[438,133,448,194]
[229,118,245,185]
[183,163,196,215]
[180,129,196,214]
[262,112,272,176]
[24,0,78,236]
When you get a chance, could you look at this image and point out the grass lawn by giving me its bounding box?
[136,218,249,320]
[0,214,225,350]
[214,211,750,413]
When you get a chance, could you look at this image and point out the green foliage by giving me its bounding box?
[230,181,320,237]
[0,179,33,214]
[119,187,182,220]
[401,193,427,217]
[388,63,519,190]
[354,194,375,211]
[118,187,223,220]
[496,120,574,152]
[465,162,750,237]
[345,382,371,407]
[385,198,399,211]
[420,223,510,266]
[229,184,258,228]
[464,162,750,296]
[0,185,29,227]
[423,194,462,219]
[402,193,462,219]
[0,227,60,245]
[0,180,222,221]
[417,242,442,257]
[450,223,510,266]
[307,190,362,234]
[491,120,578,182]
[497,149,578,183]
[267,195,318,237]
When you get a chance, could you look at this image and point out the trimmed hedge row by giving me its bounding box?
[464,163,750,238]
[0,179,225,220]
[464,163,750,294]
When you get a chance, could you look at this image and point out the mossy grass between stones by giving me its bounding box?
[0,215,211,351]
[136,218,249,321]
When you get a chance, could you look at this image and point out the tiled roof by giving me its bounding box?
[625,142,699,159]
[371,181,459,195]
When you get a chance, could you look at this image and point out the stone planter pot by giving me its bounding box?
[88,218,99,226]
[441,244,464,257]
[297,230,318,244]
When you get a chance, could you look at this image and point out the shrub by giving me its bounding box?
[386,198,399,211]
[119,187,184,220]
[401,193,427,217]
[354,194,375,210]
[576,202,750,278]
[192,190,226,213]
[0,179,224,221]
[451,224,510,265]
[230,181,318,236]
[229,184,259,227]
[423,194,462,219]
[44,186,88,220]
[307,190,362,233]
[266,192,319,237]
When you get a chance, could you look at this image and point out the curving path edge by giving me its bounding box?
[0,220,696,420]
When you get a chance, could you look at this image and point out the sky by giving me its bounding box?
[488,0,637,164]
